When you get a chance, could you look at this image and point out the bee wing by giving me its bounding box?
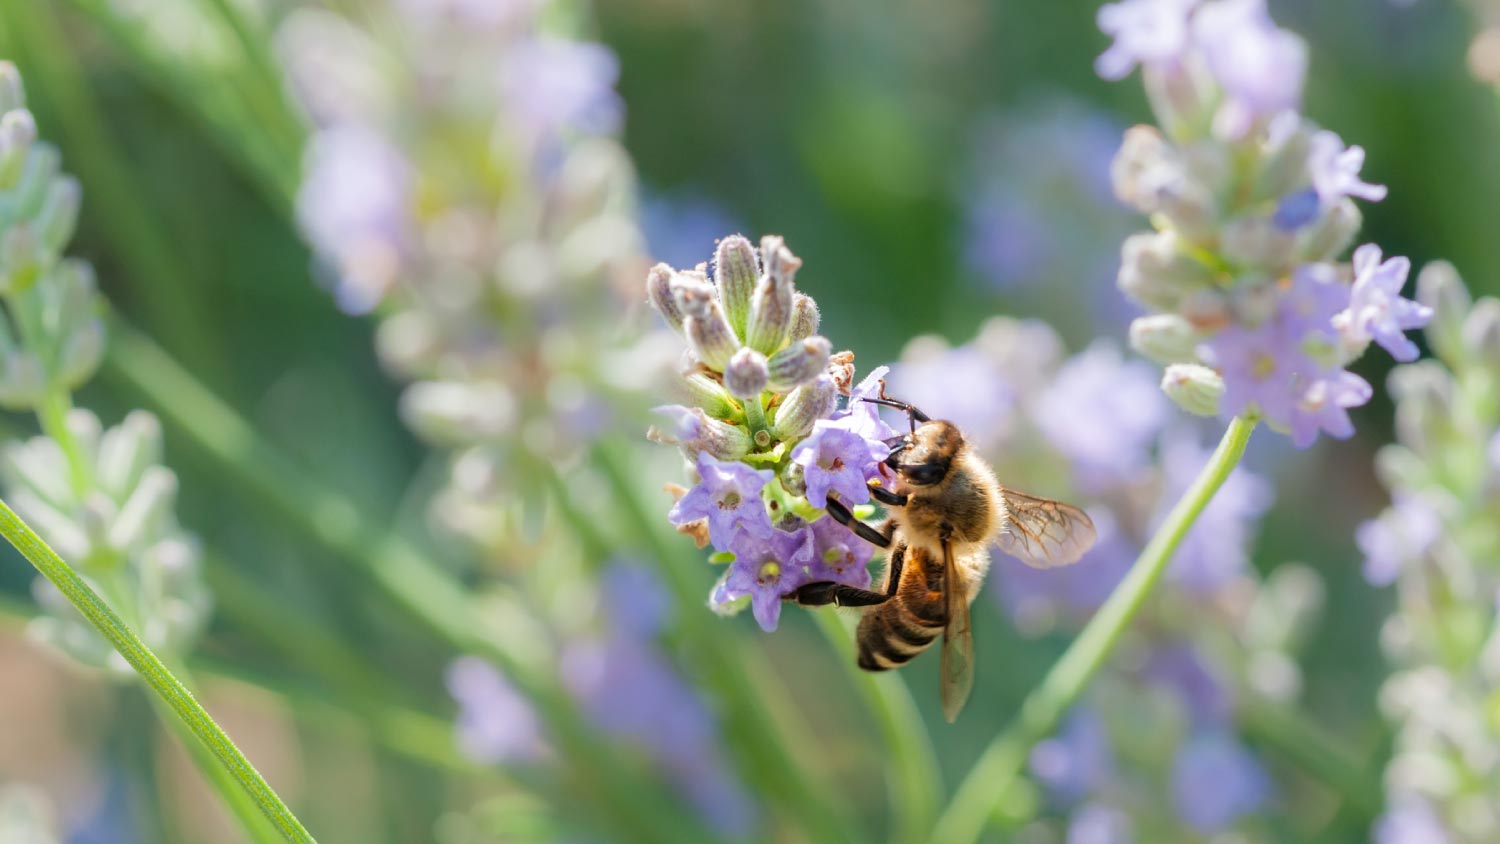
[940,538,974,723]
[995,489,1097,569]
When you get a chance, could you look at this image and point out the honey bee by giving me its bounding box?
[791,396,1096,722]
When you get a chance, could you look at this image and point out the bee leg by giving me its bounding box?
[790,581,891,607]
[868,484,907,507]
[825,497,891,549]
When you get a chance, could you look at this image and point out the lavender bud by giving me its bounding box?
[1129,314,1197,365]
[766,335,831,392]
[645,263,684,334]
[97,411,162,501]
[1111,126,1215,234]
[107,466,177,553]
[1389,362,1454,455]
[670,371,738,419]
[1221,216,1296,271]
[1297,198,1361,263]
[760,235,802,286]
[401,381,517,445]
[771,374,837,441]
[0,353,43,409]
[745,274,794,357]
[1255,118,1313,202]
[647,405,751,461]
[681,295,740,371]
[1142,62,1214,137]
[1461,298,1500,366]
[0,224,39,294]
[37,176,80,256]
[0,62,24,113]
[1416,261,1471,367]
[723,347,769,399]
[1117,230,1212,312]
[1161,363,1224,417]
[789,293,820,341]
[0,108,36,187]
[714,235,758,338]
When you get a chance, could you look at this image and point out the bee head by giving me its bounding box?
[885,420,962,487]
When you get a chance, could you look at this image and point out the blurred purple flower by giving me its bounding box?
[296,125,411,313]
[600,560,672,638]
[1142,643,1232,725]
[501,38,623,142]
[1374,799,1450,844]
[640,191,743,271]
[669,453,774,553]
[1170,731,1272,834]
[887,348,1012,447]
[1094,0,1198,80]
[1067,802,1134,844]
[714,527,813,631]
[1308,131,1388,207]
[805,516,874,589]
[1357,495,1442,586]
[1030,707,1116,804]
[792,420,890,508]
[963,196,1055,289]
[447,656,547,764]
[1156,430,1272,591]
[1288,369,1372,448]
[1034,341,1168,490]
[1192,0,1307,137]
[395,0,535,28]
[1203,320,1313,427]
[1338,244,1431,362]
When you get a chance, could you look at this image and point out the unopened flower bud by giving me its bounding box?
[37,176,80,256]
[767,335,831,392]
[97,411,163,501]
[1256,116,1314,201]
[745,273,794,357]
[1221,215,1296,271]
[1388,362,1455,456]
[1297,198,1361,263]
[1461,297,1500,367]
[648,405,751,461]
[0,224,40,294]
[789,293,820,341]
[670,371,738,419]
[0,63,24,114]
[1161,363,1224,417]
[723,347,769,399]
[1111,126,1215,235]
[0,108,35,187]
[772,374,837,441]
[646,263,684,334]
[1129,314,1198,365]
[1142,62,1214,138]
[714,235,757,338]
[1117,230,1213,312]
[760,235,802,286]
[1416,261,1471,366]
[682,295,740,371]
[401,381,516,445]
[108,466,177,554]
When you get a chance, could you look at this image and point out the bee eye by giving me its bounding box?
[901,463,945,486]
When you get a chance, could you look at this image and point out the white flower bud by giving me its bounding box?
[766,335,831,392]
[645,263,684,334]
[1129,314,1198,365]
[669,371,738,419]
[744,273,794,357]
[1461,297,1500,368]
[107,466,177,555]
[97,410,163,502]
[789,293,820,341]
[714,235,758,338]
[0,108,36,187]
[1111,126,1216,235]
[1221,214,1296,271]
[1117,229,1213,312]
[1297,198,1361,263]
[1161,363,1224,417]
[772,374,837,441]
[1416,260,1471,366]
[401,380,516,445]
[723,347,769,399]
[647,405,751,461]
[37,175,80,256]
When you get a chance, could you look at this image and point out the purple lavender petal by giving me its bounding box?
[1340,244,1431,362]
[791,421,891,508]
[446,657,547,764]
[668,453,774,552]
[1094,0,1198,80]
[1170,731,1272,834]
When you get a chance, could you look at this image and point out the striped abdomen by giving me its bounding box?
[855,543,947,672]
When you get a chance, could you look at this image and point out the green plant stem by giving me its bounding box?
[812,610,942,844]
[928,415,1257,844]
[1238,694,1383,818]
[0,497,318,844]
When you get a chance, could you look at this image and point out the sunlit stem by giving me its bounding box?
[928,415,1257,844]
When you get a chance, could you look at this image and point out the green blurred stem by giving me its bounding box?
[929,416,1257,844]
[812,610,942,844]
[0,497,318,844]
[1239,695,1383,818]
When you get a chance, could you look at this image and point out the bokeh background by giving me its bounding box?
[0,0,1498,842]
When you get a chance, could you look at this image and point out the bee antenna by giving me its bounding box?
[858,396,930,432]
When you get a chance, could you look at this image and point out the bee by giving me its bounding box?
[791,396,1096,722]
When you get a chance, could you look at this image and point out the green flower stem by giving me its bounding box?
[1238,694,1383,818]
[98,320,707,844]
[812,610,942,844]
[34,390,91,495]
[0,497,318,844]
[590,441,860,844]
[929,415,1257,844]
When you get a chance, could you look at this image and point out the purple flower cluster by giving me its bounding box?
[1100,0,1431,448]
[447,562,755,832]
[649,236,895,631]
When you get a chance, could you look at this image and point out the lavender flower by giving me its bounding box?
[447,656,549,764]
[1364,270,1500,838]
[1029,708,1116,804]
[1103,0,1429,446]
[1033,341,1167,489]
[648,235,886,629]
[1169,731,1272,834]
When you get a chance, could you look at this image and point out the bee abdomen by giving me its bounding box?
[856,605,941,672]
